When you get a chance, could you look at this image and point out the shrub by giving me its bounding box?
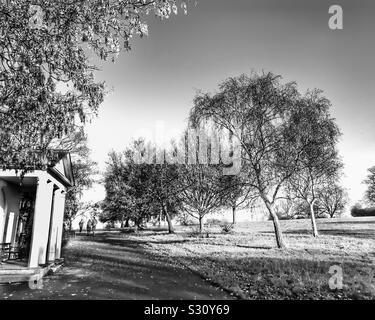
[206,218,223,226]
[221,223,234,233]
[120,228,136,234]
[188,226,210,238]
[105,223,113,230]
[351,206,375,217]
[177,212,194,226]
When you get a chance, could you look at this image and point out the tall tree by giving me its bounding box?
[286,89,342,236]
[221,174,257,224]
[364,166,375,206]
[102,143,154,229]
[64,131,98,230]
[146,157,181,234]
[178,163,228,233]
[317,183,348,218]
[0,0,187,169]
[190,72,340,248]
[101,151,134,227]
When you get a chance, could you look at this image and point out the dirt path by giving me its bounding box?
[0,233,233,300]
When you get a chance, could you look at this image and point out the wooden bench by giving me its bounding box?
[0,243,11,262]
[8,246,20,260]
[0,243,21,262]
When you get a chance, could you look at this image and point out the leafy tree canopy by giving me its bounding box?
[0,0,187,169]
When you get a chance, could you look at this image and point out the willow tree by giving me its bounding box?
[190,72,340,248]
[0,0,187,169]
[286,90,342,237]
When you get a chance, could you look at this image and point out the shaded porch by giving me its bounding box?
[0,171,67,273]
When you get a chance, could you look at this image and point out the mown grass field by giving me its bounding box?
[126,216,375,299]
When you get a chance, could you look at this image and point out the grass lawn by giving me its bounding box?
[125,216,375,300]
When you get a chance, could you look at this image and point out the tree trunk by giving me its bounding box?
[232,206,236,224]
[310,200,319,237]
[135,218,143,231]
[163,204,174,234]
[120,215,125,228]
[199,216,203,233]
[265,201,286,249]
[159,208,162,227]
[329,208,335,218]
[125,218,130,228]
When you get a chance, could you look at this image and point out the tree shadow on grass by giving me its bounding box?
[262,228,375,240]
[62,238,231,299]
[322,220,375,225]
[284,229,375,240]
[172,253,375,300]
[236,244,274,250]
[76,235,193,247]
[76,235,147,247]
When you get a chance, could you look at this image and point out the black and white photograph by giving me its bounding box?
[0,0,374,308]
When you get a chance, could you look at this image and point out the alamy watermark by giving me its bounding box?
[131,123,242,175]
[329,5,343,30]
[28,5,44,29]
[329,265,343,290]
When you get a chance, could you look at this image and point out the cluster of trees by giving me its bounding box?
[102,72,348,248]
[101,139,237,233]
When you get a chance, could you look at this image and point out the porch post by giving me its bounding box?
[0,185,5,243]
[46,187,57,262]
[28,174,54,268]
[54,190,66,260]
[47,189,65,261]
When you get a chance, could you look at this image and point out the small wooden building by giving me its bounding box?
[0,152,73,276]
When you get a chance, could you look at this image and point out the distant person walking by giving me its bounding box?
[79,219,84,233]
[86,219,92,235]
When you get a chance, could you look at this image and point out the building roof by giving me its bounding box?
[0,149,75,188]
[47,152,75,188]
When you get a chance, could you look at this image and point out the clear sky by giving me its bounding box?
[83,0,375,206]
